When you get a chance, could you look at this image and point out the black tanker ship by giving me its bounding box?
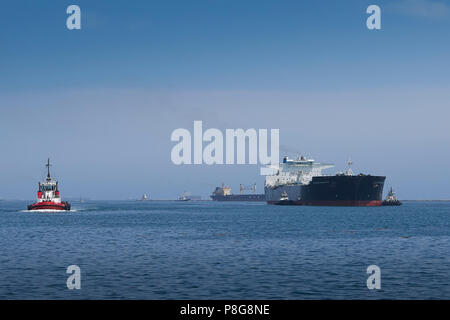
[265,156,385,206]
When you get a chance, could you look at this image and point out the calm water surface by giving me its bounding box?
[0,200,449,299]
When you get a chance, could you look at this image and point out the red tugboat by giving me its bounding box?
[27,159,71,211]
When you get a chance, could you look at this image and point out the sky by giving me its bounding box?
[1,0,450,200]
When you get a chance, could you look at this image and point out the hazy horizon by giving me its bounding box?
[1,0,450,200]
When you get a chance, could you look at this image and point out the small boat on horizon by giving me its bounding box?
[138,194,150,201]
[273,191,295,205]
[177,192,191,201]
[27,159,71,211]
[382,187,402,206]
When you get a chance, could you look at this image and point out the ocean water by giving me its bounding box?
[0,200,449,300]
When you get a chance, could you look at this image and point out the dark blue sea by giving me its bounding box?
[0,200,449,299]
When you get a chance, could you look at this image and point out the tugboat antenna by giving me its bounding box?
[46,158,52,181]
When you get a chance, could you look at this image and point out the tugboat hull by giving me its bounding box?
[28,201,71,211]
[273,200,296,205]
[381,200,402,206]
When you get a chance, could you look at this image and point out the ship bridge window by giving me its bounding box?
[41,185,55,191]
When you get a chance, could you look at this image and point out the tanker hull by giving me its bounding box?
[266,175,385,206]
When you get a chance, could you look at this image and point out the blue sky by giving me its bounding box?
[1,0,450,199]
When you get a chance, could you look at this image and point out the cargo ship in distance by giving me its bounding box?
[264,156,385,206]
[211,183,265,201]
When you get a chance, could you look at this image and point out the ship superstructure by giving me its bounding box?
[27,159,71,211]
[265,156,334,188]
[265,156,385,206]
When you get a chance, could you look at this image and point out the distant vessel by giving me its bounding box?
[210,183,265,201]
[177,192,191,201]
[273,191,295,205]
[27,159,71,211]
[138,194,150,201]
[265,156,385,206]
[382,187,402,206]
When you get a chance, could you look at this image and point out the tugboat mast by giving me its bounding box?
[46,158,51,182]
